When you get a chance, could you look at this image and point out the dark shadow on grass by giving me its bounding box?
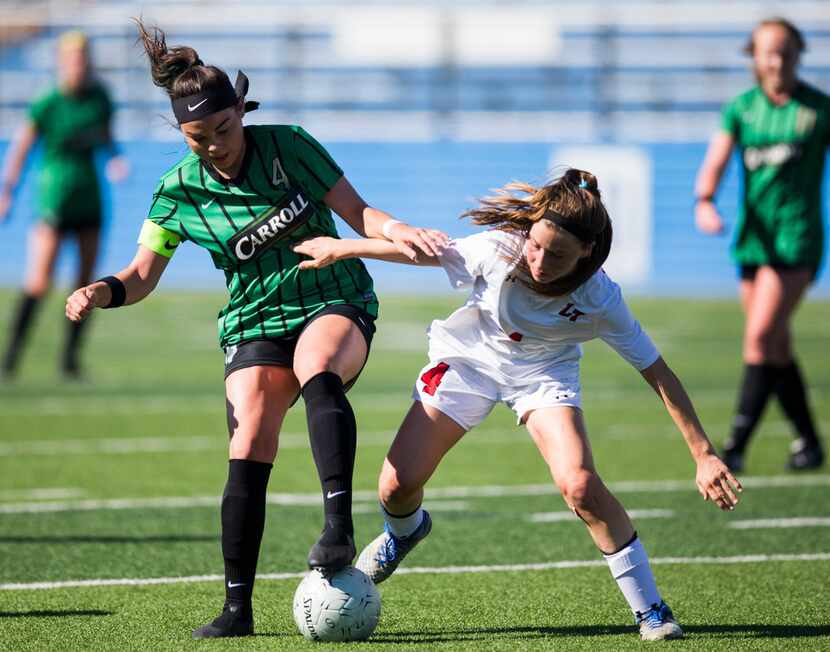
[0,534,217,544]
[368,625,633,644]
[0,610,113,619]
[368,623,830,644]
[684,624,830,638]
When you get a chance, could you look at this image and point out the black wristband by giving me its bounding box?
[98,275,126,309]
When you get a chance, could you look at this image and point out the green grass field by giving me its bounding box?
[1,289,828,651]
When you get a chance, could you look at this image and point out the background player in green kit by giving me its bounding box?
[694,17,827,471]
[0,31,128,378]
[65,20,446,639]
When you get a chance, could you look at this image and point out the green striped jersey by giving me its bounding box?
[142,124,378,347]
[721,82,830,266]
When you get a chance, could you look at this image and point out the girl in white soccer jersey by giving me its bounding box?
[294,168,742,641]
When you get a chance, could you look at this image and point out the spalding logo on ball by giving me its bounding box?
[293,567,380,642]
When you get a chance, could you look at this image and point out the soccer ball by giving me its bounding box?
[292,567,381,642]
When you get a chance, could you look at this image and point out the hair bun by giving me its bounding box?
[563,168,599,196]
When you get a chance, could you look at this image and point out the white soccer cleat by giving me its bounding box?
[637,601,684,641]
[355,510,432,584]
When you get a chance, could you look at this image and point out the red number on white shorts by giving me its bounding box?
[420,362,449,396]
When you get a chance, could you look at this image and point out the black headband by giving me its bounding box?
[171,71,260,124]
[544,212,597,243]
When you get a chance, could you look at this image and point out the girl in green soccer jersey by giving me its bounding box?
[0,31,128,378]
[65,20,445,639]
[695,17,827,472]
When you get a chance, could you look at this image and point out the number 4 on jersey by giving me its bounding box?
[272,157,288,187]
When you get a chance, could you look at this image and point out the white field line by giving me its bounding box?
[0,495,466,514]
[0,488,84,500]
[0,496,221,513]
[0,430,521,457]
[729,517,830,530]
[3,552,829,591]
[3,418,823,458]
[5,388,825,415]
[529,509,674,523]
[1,475,827,514]
[0,393,411,416]
[602,420,817,441]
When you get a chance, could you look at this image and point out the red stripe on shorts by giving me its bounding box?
[420,362,449,396]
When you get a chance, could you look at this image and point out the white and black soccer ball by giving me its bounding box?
[292,567,381,642]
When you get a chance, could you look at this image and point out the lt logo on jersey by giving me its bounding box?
[226,187,314,263]
[558,303,585,322]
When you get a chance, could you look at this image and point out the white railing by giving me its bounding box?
[1,1,829,142]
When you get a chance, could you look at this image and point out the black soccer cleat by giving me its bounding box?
[1,352,18,380]
[192,602,254,639]
[61,360,83,381]
[307,526,356,574]
[721,444,744,473]
[787,439,825,471]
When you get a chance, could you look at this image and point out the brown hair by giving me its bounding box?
[134,18,233,100]
[462,168,612,296]
[744,17,806,55]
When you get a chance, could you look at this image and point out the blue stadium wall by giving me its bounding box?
[0,140,827,297]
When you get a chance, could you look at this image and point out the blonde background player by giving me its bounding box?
[294,168,742,642]
[0,31,128,378]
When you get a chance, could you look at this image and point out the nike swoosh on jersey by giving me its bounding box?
[202,197,216,209]
[326,490,348,499]
[187,98,209,112]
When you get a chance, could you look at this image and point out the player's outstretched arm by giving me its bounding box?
[640,356,743,511]
[694,130,734,235]
[293,236,441,270]
[65,245,170,322]
[323,176,447,261]
[0,122,38,223]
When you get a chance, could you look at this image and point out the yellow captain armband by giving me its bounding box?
[138,220,181,258]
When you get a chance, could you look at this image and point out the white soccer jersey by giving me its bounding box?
[428,229,660,385]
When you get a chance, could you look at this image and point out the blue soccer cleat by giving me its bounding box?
[636,601,684,641]
[355,510,432,584]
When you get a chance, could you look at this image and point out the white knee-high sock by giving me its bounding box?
[382,504,424,538]
[603,536,662,617]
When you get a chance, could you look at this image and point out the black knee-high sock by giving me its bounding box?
[774,361,820,448]
[62,318,88,372]
[221,459,272,606]
[2,293,40,373]
[726,364,779,454]
[302,371,356,535]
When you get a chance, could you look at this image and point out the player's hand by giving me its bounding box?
[386,222,448,262]
[105,156,130,183]
[293,237,342,270]
[65,285,105,322]
[695,200,724,235]
[0,191,12,224]
[695,452,742,511]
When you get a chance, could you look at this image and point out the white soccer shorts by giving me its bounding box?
[412,357,581,430]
